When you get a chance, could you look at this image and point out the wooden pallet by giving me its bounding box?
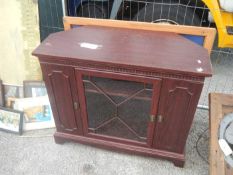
[209,93,233,175]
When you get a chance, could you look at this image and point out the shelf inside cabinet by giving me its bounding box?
[82,76,153,103]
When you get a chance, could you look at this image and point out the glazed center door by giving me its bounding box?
[76,69,161,147]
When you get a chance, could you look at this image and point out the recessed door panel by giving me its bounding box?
[153,79,203,153]
[41,64,82,135]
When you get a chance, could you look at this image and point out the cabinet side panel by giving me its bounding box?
[40,63,82,135]
[153,78,203,153]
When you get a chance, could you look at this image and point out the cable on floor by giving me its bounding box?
[195,127,209,164]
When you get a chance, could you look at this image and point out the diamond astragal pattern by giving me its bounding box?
[83,76,153,142]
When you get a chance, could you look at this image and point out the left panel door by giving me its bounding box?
[41,63,83,135]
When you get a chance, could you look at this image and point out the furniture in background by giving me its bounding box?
[209,93,233,175]
[63,17,216,55]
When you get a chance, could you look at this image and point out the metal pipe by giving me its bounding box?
[197,104,209,110]
[62,0,67,16]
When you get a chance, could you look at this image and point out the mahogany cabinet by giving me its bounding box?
[33,26,212,167]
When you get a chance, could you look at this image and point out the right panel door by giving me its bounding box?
[153,78,203,154]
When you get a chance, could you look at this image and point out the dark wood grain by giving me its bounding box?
[147,80,162,146]
[75,68,162,147]
[153,78,203,153]
[33,26,212,77]
[34,27,212,167]
[40,64,83,135]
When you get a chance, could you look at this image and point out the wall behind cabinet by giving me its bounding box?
[0,0,42,85]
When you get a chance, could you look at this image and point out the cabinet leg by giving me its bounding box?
[54,136,66,144]
[173,160,185,168]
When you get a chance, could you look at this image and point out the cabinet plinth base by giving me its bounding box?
[172,159,185,168]
[54,132,185,167]
[54,135,66,144]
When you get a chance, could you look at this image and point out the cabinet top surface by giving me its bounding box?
[33,26,212,77]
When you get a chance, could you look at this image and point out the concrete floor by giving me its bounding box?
[199,50,233,107]
[1,47,232,175]
[0,109,209,175]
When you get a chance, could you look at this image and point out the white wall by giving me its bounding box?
[0,0,41,86]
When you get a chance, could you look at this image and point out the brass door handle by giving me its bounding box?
[150,114,164,123]
[157,115,164,123]
[150,115,155,122]
[74,102,79,110]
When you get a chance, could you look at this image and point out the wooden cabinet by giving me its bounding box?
[153,79,203,154]
[33,26,212,167]
[40,64,83,135]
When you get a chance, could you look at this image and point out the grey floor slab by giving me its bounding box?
[0,108,209,175]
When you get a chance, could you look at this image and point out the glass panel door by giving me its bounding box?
[82,75,154,143]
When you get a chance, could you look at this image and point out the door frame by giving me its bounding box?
[75,67,161,147]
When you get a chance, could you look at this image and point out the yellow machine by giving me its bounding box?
[72,0,233,48]
[203,0,233,48]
